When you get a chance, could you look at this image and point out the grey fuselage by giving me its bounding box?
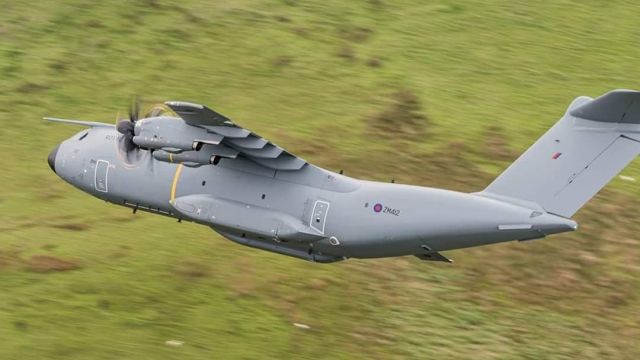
[48,124,576,263]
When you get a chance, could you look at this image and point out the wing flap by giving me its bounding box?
[201,125,251,138]
[227,135,268,149]
[250,153,307,171]
[235,144,283,159]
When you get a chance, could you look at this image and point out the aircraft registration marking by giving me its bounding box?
[373,203,400,216]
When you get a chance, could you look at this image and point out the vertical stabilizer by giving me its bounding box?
[482,90,640,217]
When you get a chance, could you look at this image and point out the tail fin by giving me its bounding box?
[482,90,640,218]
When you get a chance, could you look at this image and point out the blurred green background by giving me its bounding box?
[1,1,639,359]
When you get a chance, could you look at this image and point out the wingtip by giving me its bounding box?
[164,101,204,109]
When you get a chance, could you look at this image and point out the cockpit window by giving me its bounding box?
[78,131,89,141]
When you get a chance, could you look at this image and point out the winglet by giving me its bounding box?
[44,117,115,128]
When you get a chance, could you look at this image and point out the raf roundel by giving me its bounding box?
[373,203,383,213]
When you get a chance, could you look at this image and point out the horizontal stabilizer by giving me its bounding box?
[414,252,453,263]
[570,89,640,123]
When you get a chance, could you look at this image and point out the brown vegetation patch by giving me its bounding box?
[16,82,49,94]
[26,255,81,273]
[292,26,309,37]
[173,259,209,279]
[484,125,517,161]
[85,19,104,28]
[108,251,128,259]
[365,89,429,139]
[421,141,491,190]
[49,61,68,72]
[0,250,22,270]
[37,186,65,200]
[273,14,291,23]
[276,131,338,160]
[97,299,111,310]
[308,277,330,290]
[51,222,90,231]
[366,57,382,68]
[337,45,356,61]
[338,26,373,43]
[182,9,202,23]
[143,0,162,8]
[227,258,256,297]
[273,55,293,68]
[41,244,57,251]
[335,138,487,191]
[13,321,28,331]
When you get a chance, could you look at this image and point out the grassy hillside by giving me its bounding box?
[1,1,639,359]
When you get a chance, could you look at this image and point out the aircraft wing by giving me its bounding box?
[164,101,307,171]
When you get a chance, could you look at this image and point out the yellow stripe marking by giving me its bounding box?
[170,164,184,202]
[169,153,174,163]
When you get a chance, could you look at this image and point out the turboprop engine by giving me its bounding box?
[153,143,239,167]
[114,100,308,170]
[133,117,223,152]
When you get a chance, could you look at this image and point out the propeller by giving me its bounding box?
[114,97,173,168]
[115,97,151,167]
[129,96,140,122]
[116,97,141,152]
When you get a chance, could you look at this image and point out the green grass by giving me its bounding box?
[1,1,640,359]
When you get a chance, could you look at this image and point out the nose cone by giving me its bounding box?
[48,144,60,173]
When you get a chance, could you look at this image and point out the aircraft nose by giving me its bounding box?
[48,143,60,173]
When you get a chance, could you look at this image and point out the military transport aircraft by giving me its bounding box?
[46,90,640,263]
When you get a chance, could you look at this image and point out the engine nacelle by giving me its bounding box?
[153,143,239,167]
[133,116,222,152]
[153,150,215,167]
